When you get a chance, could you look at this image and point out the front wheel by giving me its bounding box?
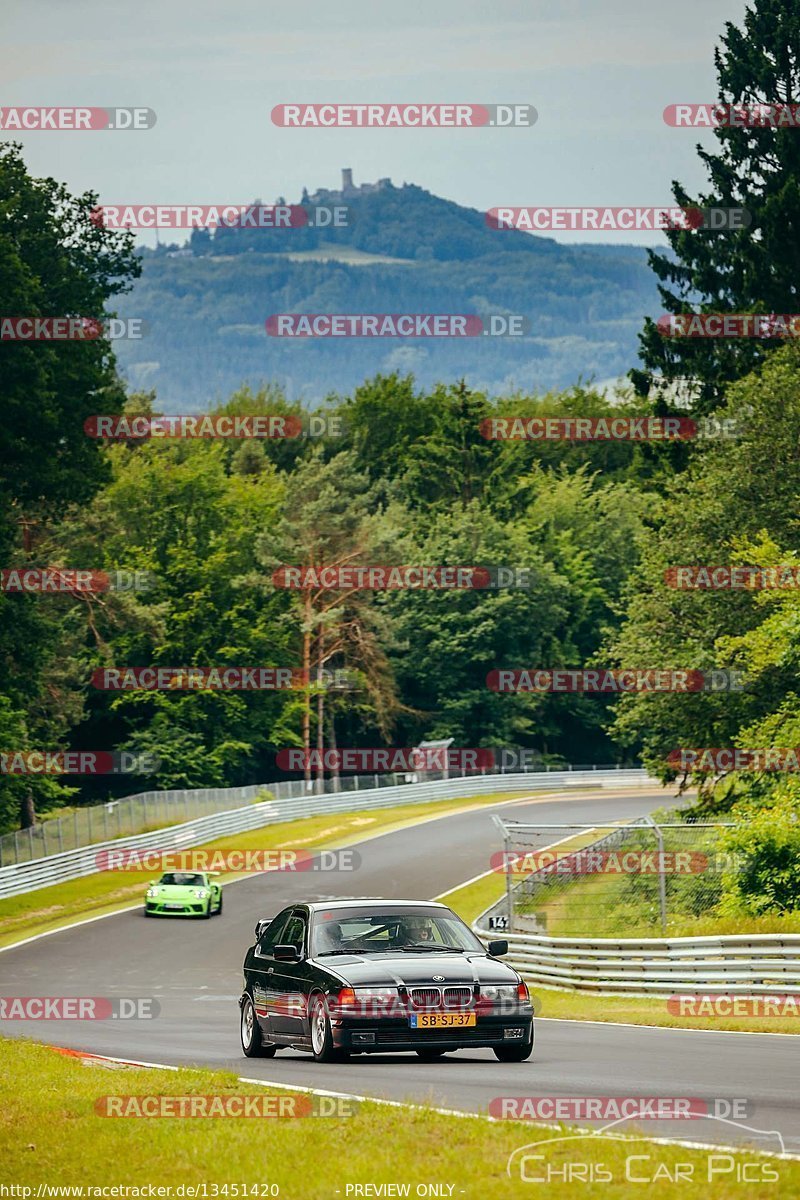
[241,995,277,1058]
[214,891,223,915]
[493,1029,534,1062]
[309,994,346,1063]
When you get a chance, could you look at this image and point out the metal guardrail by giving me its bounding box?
[0,767,653,899]
[0,761,641,867]
[472,919,800,996]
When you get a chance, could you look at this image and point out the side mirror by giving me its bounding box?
[149,880,157,886]
[487,939,508,956]
[254,917,272,939]
[274,944,302,962]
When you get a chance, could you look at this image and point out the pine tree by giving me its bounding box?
[632,0,800,412]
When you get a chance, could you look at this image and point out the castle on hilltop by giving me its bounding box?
[304,169,393,205]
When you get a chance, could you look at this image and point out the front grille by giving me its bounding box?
[443,987,472,1009]
[410,988,441,1009]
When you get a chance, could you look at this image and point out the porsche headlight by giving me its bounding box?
[146,887,159,898]
[193,888,209,899]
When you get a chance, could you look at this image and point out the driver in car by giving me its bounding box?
[396,915,436,946]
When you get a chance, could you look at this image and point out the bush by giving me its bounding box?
[718,784,800,916]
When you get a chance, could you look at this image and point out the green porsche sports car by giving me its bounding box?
[144,871,223,918]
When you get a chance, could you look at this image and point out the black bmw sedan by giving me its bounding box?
[239,899,534,1063]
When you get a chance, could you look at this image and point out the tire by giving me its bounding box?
[493,1028,534,1063]
[241,994,277,1058]
[215,892,223,915]
[309,994,346,1063]
[415,1048,448,1061]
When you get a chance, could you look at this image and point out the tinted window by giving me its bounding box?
[160,872,206,886]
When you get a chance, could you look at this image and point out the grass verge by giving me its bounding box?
[1,1037,795,1197]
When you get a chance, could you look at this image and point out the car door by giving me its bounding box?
[268,907,309,1040]
[249,908,292,1040]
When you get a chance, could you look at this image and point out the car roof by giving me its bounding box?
[306,899,448,913]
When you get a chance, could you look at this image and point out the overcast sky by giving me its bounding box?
[1,0,748,246]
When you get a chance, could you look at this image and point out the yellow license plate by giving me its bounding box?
[410,1012,477,1028]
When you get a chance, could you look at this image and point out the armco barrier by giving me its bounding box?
[0,768,652,899]
[472,919,800,998]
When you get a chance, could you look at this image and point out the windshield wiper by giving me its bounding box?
[399,944,464,953]
[316,947,386,956]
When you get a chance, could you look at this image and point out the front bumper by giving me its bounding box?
[331,1010,533,1052]
[144,900,208,916]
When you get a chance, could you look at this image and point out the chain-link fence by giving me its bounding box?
[491,816,736,937]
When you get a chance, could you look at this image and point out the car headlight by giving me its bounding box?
[146,888,159,898]
[353,988,397,1002]
[193,889,209,898]
[480,985,519,1002]
[331,987,399,1016]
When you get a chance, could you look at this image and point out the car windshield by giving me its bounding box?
[159,872,205,886]
[310,906,484,956]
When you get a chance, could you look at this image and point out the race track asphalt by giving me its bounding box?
[1,787,796,1156]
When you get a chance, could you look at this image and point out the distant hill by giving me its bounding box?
[113,173,661,407]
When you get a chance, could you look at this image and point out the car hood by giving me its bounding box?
[312,951,519,986]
